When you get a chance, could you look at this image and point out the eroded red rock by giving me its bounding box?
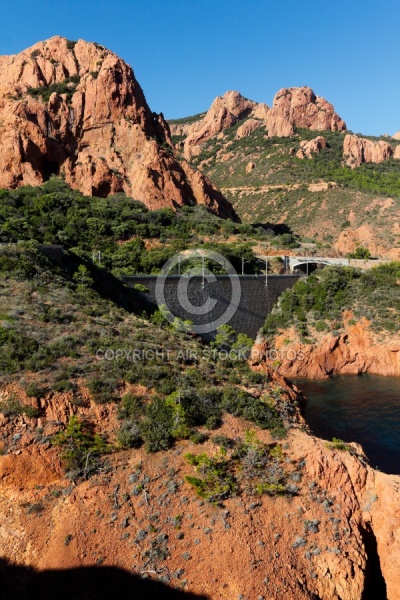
[0,37,234,217]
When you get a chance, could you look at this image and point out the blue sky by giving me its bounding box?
[1,0,399,135]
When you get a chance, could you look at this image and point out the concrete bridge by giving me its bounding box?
[257,255,392,275]
[287,256,350,274]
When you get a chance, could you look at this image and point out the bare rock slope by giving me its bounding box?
[0,364,399,599]
[0,37,234,216]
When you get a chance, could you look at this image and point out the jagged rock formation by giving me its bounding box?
[0,37,235,217]
[252,102,269,120]
[264,87,346,137]
[343,134,394,168]
[178,91,257,158]
[296,135,327,159]
[171,86,346,158]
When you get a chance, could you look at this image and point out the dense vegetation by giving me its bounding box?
[262,263,400,339]
[0,178,269,276]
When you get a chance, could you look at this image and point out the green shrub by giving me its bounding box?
[189,430,208,444]
[27,76,80,103]
[140,397,173,452]
[185,452,238,502]
[87,378,118,404]
[221,387,285,435]
[0,396,38,418]
[117,421,142,448]
[52,415,108,476]
[326,437,348,451]
[26,382,46,399]
[347,246,371,259]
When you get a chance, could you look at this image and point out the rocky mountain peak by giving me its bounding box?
[0,37,235,217]
[171,85,346,158]
[264,86,347,136]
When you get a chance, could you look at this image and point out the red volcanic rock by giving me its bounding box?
[0,37,235,217]
[235,118,263,139]
[296,135,327,159]
[182,90,257,158]
[251,102,270,120]
[265,86,346,137]
[245,161,256,173]
[343,134,394,168]
[261,313,400,379]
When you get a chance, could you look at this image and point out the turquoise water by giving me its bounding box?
[295,375,400,475]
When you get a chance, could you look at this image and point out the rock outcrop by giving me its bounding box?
[0,37,235,217]
[264,87,346,137]
[392,131,400,140]
[343,134,394,168]
[180,91,257,158]
[235,118,262,139]
[296,135,327,159]
[260,313,400,379]
[251,102,269,120]
[172,86,346,158]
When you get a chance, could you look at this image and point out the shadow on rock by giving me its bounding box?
[0,559,209,600]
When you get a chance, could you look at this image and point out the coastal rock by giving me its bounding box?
[261,313,400,379]
[0,365,399,598]
[296,135,327,159]
[343,134,393,168]
[265,86,346,137]
[0,36,235,217]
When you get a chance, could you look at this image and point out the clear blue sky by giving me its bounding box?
[1,0,399,135]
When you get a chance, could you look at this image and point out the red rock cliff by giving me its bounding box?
[0,37,235,217]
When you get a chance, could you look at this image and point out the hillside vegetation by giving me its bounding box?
[176,119,400,256]
[0,244,297,467]
[262,263,400,341]
[0,178,275,276]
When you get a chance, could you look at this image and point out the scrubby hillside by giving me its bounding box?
[0,178,273,276]
[196,126,400,257]
[259,263,400,378]
[171,99,400,259]
[0,245,399,599]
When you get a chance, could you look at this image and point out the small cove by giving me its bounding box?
[294,374,400,475]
